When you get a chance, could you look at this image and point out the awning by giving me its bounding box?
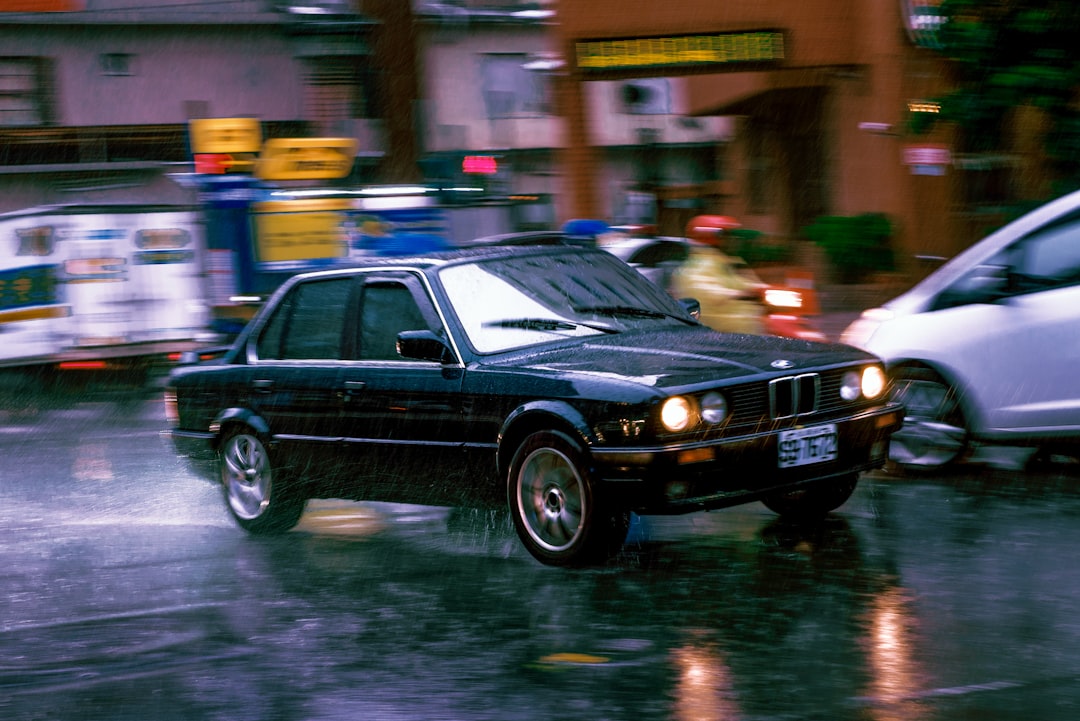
[684,67,838,116]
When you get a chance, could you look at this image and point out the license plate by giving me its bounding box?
[778,424,837,468]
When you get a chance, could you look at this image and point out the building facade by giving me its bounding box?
[0,0,387,211]
[552,0,967,278]
[413,0,732,235]
[0,0,736,242]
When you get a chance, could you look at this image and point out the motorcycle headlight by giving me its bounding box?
[763,288,803,309]
[661,396,693,432]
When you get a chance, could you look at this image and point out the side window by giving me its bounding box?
[256,295,290,359]
[1019,219,1080,287]
[257,278,352,360]
[358,282,433,361]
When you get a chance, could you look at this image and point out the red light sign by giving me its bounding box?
[193,153,254,174]
[462,155,498,175]
[194,153,233,174]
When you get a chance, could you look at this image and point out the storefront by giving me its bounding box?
[553,0,959,279]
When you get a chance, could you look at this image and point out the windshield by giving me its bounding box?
[438,249,695,353]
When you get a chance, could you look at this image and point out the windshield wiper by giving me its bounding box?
[483,317,619,334]
[573,304,698,325]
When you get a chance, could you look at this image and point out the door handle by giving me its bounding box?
[338,379,366,402]
[252,379,274,393]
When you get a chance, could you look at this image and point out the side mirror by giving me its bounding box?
[176,350,202,366]
[397,330,454,364]
[935,264,1009,309]
[679,297,701,320]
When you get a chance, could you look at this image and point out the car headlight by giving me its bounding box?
[841,365,887,401]
[861,365,887,399]
[840,366,887,401]
[840,371,862,401]
[661,396,693,432]
[839,307,894,349]
[700,392,728,424]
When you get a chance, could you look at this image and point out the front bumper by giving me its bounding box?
[591,402,904,514]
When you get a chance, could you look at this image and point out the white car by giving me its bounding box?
[841,188,1080,470]
[597,233,690,291]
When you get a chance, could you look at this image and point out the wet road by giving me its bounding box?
[3,377,1080,720]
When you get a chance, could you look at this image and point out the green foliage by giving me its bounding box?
[926,1,1080,186]
[803,214,895,284]
[726,228,793,265]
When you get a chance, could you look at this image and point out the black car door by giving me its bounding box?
[246,275,356,479]
[334,272,468,504]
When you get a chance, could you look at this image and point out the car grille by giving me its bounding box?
[769,373,819,418]
[726,369,859,425]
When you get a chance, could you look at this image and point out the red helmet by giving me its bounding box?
[686,215,741,245]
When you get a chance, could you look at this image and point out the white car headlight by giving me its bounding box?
[840,307,894,349]
[661,396,693,432]
[861,365,887,399]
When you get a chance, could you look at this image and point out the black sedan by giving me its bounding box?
[164,243,903,566]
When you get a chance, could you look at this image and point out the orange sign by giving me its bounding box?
[254,138,358,181]
[189,118,262,155]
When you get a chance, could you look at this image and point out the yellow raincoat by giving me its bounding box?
[671,243,767,335]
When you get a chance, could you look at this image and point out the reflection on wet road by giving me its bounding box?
[3,383,1080,720]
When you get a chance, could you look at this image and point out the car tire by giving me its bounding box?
[761,474,859,519]
[888,366,970,471]
[507,430,629,567]
[218,428,305,534]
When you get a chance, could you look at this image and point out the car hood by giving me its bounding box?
[486,327,873,391]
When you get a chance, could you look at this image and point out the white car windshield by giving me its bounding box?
[438,250,694,353]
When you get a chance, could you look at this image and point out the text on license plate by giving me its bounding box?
[778,424,837,468]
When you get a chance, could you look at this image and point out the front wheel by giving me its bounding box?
[219,429,305,534]
[507,430,629,567]
[761,474,858,519]
[888,366,970,471]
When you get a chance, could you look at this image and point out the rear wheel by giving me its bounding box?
[762,474,858,519]
[889,366,970,471]
[219,429,305,534]
[507,430,629,567]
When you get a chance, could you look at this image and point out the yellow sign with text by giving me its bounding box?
[189,118,262,154]
[251,199,351,263]
[254,138,358,181]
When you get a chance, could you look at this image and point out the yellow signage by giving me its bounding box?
[251,199,351,263]
[254,138,359,181]
[575,30,785,74]
[189,118,263,154]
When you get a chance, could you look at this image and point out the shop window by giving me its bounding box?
[304,56,380,135]
[100,53,135,76]
[0,57,54,127]
[480,53,552,119]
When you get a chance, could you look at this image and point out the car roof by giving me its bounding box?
[599,235,687,260]
[286,236,603,281]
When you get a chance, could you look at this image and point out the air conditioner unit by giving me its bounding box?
[616,78,671,115]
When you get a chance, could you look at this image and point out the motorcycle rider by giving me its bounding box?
[671,215,768,335]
